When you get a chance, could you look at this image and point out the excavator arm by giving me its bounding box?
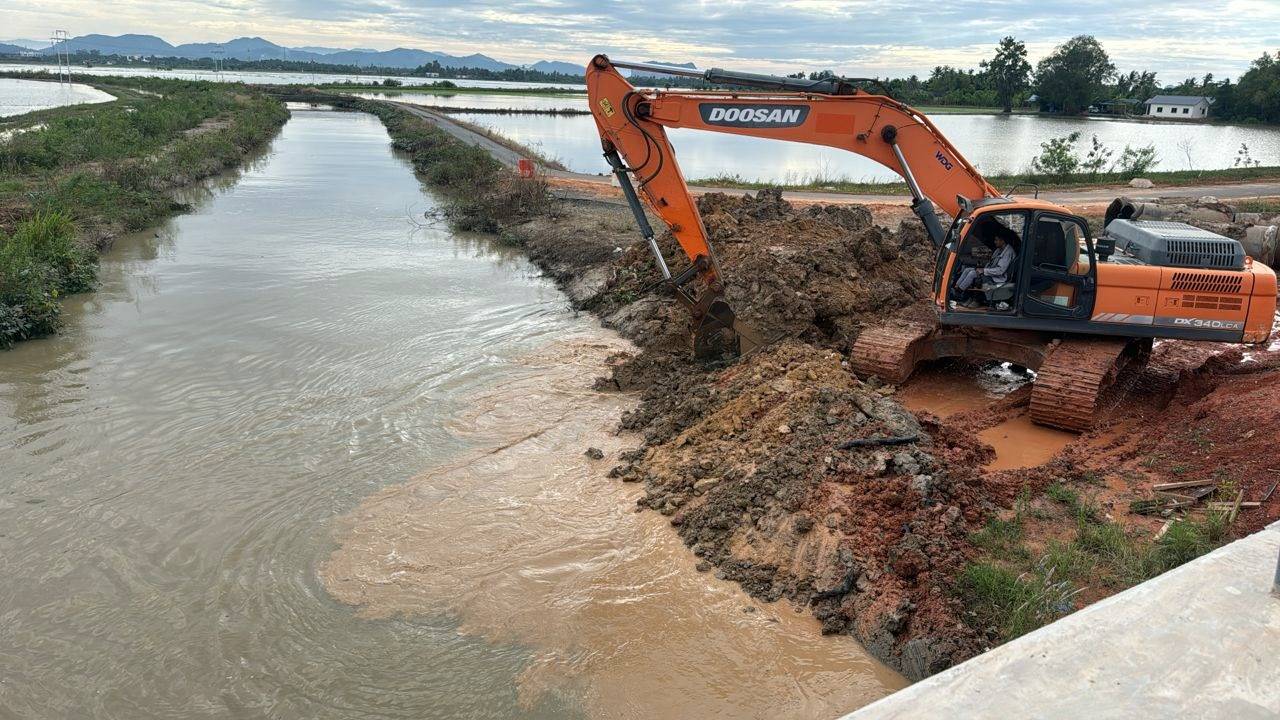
[585,54,1001,356]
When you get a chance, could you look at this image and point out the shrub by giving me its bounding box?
[1114,145,1159,177]
[1030,131,1082,177]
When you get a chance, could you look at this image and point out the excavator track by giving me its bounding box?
[850,322,938,384]
[1029,338,1142,433]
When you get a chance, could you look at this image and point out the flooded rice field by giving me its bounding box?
[0,107,902,718]
[452,110,1280,183]
[0,77,114,117]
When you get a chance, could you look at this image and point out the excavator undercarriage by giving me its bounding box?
[851,324,1150,431]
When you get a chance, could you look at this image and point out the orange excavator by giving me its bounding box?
[585,55,1278,431]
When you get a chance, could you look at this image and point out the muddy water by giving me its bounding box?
[898,363,1074,470]
[0,108,901,718]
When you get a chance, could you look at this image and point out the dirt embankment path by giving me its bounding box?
[498,184,1280,681]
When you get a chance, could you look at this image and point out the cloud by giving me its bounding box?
[6,0,1276,79]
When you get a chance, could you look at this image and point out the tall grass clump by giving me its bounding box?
[0,212,92,346]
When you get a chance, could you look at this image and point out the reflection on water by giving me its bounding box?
[0,107,901,717]
[453,110,1280,182]
[0,77,114,117]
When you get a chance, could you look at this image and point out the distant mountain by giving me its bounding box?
[529,60,584,76]
[2,39,49,50]
[291,46,352,55]
[34,34,529,71]
[0,43,37,55]
[24,32,618,75]
[175,36,287,61]
[58,33,176,56]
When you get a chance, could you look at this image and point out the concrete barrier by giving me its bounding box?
[844,522,1280,719]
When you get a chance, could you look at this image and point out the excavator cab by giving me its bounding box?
[937,203,1099,322]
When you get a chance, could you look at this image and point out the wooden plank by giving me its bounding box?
[1229,489,1245,523]
[1208,501,1262,510]
[1152,479,1218,491]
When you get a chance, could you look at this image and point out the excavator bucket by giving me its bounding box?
[692,298,765,360]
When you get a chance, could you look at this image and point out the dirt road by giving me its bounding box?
[390,101,1280,208]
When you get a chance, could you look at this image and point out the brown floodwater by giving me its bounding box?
[0,108,902,718]
[897,362,1074,469]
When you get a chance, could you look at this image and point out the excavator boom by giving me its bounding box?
[586,54,1001,355]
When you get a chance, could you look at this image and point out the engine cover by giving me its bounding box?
[1104,219,1245,270]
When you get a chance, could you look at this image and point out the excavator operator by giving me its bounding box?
[952,222,1018,309]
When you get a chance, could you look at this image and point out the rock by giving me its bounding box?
[584,447,605,460]
[824,513,839,529]
[910,474,934,495]
[1129,178,1154,189]
[693,477,722,494]
[1197,195,1219,205]
[893,451,921,476]
[793,515,815,534]
[696,560,712,572]
[776,424,792,434]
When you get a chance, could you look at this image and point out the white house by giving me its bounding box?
[1145,95,1213,120]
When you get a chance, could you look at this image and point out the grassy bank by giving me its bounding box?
[960,480,1230,643]
[0,75,288,347]
[690,165,1280,197]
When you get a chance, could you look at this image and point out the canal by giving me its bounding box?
[0,107,902,718]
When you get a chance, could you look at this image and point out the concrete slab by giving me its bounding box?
[845,522,1280,719]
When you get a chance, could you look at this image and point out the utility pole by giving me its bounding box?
[50,30,70,84]
[213,49,225,81]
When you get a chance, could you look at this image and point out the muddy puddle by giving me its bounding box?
[898,362,1074,470]
[0,108,901,718]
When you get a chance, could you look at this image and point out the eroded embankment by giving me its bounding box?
[344,97,1280,680]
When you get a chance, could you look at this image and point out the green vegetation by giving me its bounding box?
[1034,36,1116,115]
[0,74,288,347]
[1029,132,1158,180]
[0,212,91,346]
[982,37,1032,113]
[959,482,1233,645]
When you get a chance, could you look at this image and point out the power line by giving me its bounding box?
[50,29,70,83]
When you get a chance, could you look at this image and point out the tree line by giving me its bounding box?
[798,35,1280,123]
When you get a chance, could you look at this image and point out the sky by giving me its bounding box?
[6,0,1279,80]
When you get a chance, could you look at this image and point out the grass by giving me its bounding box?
[959,482,1234,644]
[689,165,1280,197]
[0,212,90,346]
[0,74,288,347]
[1236,198,1280,214]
